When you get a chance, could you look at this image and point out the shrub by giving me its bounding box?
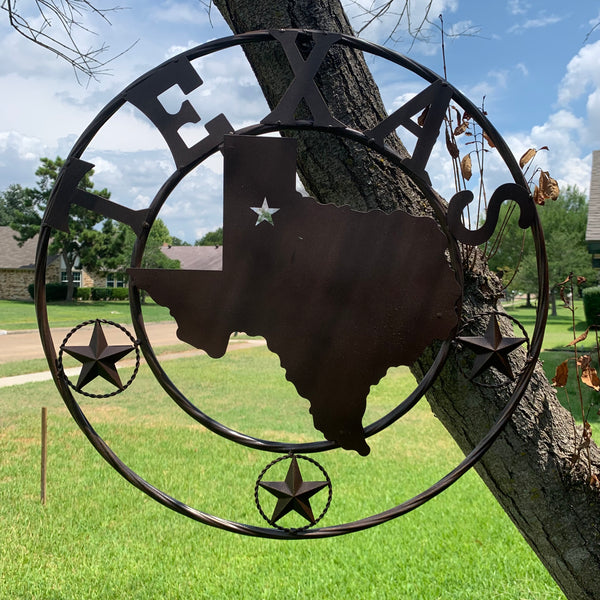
[28,283,70,302]
[76,287,92,301]
[111,287,129,300]
[583,286,600,325]
[91,287,112,301]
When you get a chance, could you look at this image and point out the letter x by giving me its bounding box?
[262,31,344,127]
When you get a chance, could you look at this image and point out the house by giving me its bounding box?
[586,150,600,267]
[0,226,114,300]
[0,226,224,300]
[160,244,223,270]
[0,226,59,300]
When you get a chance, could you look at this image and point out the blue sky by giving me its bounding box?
[0,0,599,243]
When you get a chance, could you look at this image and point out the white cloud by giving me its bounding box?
[508,13,564,34]
[557,40,600,147]
[165,41,203,58]
[507,0,531,16]
[505,110,591,193]
[558,40,600,104]
[516,62,528,77]
[448,20,476,37]
[0,131,44,161]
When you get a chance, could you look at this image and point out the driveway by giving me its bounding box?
[0,321,185,363]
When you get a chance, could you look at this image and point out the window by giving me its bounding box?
[106,273,125,288]
[61,271,81,287]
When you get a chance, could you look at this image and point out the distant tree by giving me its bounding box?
[10,157,112,302]
[0,185,34,227]
[170,236,191,246]
[110,218,180,303]
[488,186,596,314]
[195,227,223,246]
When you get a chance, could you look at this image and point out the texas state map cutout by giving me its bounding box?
[129,135,461,455]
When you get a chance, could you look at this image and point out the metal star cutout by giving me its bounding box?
[457,314,526,381]
[63,321,135,391]
[259,456,328,524]
[250,198,279,226]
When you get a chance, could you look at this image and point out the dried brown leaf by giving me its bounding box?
[446,129,460,159]
[560,285,567,305]
[417,105,429,127]
[590,473,600,488]
[539,145,549,151]
[558,273,573,286]
[577,355,592,369]
[582,366,600,391]
[454,121,469,136]
[451,105,462,126]
[463,111,472,121]
[569,329,590,347]
[539,170,560,201]
[552,360,569,387]
[578,276,588,286]
[519,148,537,168]
[461,154,472,180]
[533,185,545,206]
[483,132,495,148]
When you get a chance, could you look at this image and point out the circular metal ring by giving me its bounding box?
[34,29,548,538]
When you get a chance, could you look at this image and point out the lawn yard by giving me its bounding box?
[502,299,600,424]
[502,298,589,350]
[0,346,565,599]
[0,299,172,331]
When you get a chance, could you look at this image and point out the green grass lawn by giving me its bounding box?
[502,299,600,424]
[502,298,589,350]
[0,347,565,599]
[0,299,172,331]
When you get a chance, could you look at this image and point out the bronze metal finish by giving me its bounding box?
[34,30,549,538]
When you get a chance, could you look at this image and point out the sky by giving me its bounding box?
[0,0,599,243]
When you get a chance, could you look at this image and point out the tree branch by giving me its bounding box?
[2,0,136,81]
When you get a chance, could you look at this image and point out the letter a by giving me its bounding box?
[365,79,452,184]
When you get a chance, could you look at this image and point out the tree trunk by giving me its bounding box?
[62,250,75,302]
[526,292,533,307]
[213,1,600,598]
[551,288,558,316]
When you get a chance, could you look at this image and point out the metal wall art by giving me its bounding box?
[35,30,548,538]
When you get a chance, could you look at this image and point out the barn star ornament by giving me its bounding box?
[63,321,135,391]
[259,455,328,524]
[250,198,279,226]
[457,314,526,381]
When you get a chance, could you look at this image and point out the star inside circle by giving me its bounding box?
[250,198,279,226]
[259,456,328,525]
[63,321,135,391]
[457,313,526,381]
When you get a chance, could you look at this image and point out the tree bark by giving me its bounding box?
[62,250,76,302]
[213,1,600,598]
[551,288,558,316]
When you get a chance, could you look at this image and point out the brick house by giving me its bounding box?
[0,226,223,300]
[586,150,600,267]
[0,226,111,300]
[0,226,60,300]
